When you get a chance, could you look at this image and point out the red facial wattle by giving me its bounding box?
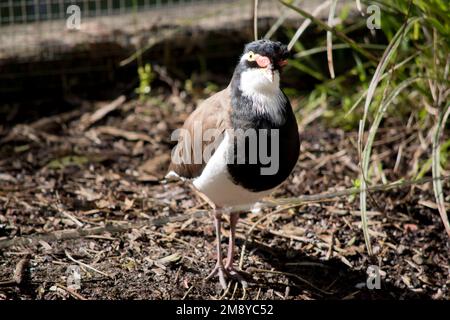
[256,55,271,68]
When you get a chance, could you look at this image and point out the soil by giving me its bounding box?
[0,88,448,300]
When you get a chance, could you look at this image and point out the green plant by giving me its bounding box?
[136,63,155,101]
[278,0,450,252]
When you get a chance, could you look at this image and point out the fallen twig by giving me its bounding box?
[64,250,110,278]
[92,126,155,144]
[253,0,259,40]
[30,108,86,131]
[0,255,30,287]
[0,211,208,249]
[227,176,448,214]
[79,95,126,130]
[0,176,447,250]
[55,283,88,300]
[181,285,193,300]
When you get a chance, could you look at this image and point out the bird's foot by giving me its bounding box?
[206,262,248,290]
[206,262,230,289]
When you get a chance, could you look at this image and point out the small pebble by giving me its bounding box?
[412,254,423,265]
[397,244,407,254]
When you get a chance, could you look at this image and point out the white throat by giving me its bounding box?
[239,68,286,125]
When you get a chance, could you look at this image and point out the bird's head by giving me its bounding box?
[234,40,289,96]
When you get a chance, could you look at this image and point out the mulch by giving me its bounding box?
[0,89,448,300]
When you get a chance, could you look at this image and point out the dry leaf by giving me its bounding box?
[158,253,182,265]
[76,187,102,201]
[123,198,134,211]
[96,198,116,209]
[138,154,170,175]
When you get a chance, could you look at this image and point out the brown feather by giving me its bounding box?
[168,86,232,179]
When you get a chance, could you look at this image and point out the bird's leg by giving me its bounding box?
[205,210,229,289]
[225,212,248,287]
[225,212,239,270]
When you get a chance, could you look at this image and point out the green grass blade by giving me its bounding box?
[432,104,450,237]
[280,0,378,61]
[360,74,421,255]
[294,43,386,59]
[286,0,332,51]
[346,50,421,117]
[361,18,420,127]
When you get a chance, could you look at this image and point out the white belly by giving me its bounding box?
[193,131,274,208]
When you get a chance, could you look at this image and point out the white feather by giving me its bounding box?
[193,131,274,207]
[239,68,286,125]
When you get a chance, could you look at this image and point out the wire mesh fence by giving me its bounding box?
[0,0,223,25]
[0,0,286,62]
[0,0,288,97]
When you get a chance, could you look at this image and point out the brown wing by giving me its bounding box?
[167,86,232,179]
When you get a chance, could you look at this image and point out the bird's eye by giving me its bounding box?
[247,51,256,61]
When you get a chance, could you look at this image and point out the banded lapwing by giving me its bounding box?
[166,40,300,288]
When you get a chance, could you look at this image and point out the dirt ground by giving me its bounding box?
[0,89,448,300]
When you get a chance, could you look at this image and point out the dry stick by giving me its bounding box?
[230,283,238,299]
[0,109,87,144]
[219,282,232,300]
[280,0,378,62]
[0,210,208,249]
[0,224,130,249]
[326,230,335,260]
[255,287,262,300]
[326,0,338,79]
[60,210,84,228]
[55,283,88,300]
[287,0,331,52]
[79,95,126,130]
[93,126,155,144]
[0,255,30,287]
[263,176,449,207]
[30,108,86,131]
[0,177,447,251]
[264,0,302,39]
[356,0,362,13]
[64,250,110,278]
[181,285,193,300]
[12,256,29,284]
[240,287,247,300]
[253,0,259,40]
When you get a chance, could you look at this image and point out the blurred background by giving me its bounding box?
[1,0,375,121]
[1,0,292,106]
